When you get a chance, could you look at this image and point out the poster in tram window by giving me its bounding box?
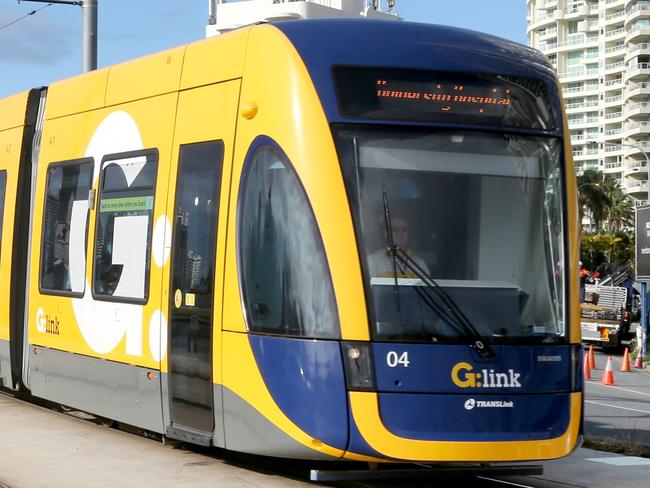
[635,205,650,281]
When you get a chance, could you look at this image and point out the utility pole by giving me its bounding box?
[19,0,98,72]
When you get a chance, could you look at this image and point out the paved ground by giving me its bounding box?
[2,388,650,488]
[585,349,650,447]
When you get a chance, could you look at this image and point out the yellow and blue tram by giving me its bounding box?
[0,19,582,462]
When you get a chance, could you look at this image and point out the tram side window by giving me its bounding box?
[238,140,340,339]
[40,160,93,294]
[0,171,6,255]
[93,151,158,302]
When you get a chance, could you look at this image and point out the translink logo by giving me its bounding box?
[451,362,522,388]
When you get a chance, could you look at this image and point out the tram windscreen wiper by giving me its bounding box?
[382,190,403,327]
[381,191,494,359]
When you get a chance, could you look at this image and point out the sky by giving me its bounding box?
[0,0,528,99]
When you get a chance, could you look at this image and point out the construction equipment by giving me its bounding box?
[580,284,632,351]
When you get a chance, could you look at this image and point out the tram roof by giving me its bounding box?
[274,19,560,127]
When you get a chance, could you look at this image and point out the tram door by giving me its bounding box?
[166,80,238,445]
[168,141,223,441]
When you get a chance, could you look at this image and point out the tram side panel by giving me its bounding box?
[0,89,40,390]
[26,80,179,433]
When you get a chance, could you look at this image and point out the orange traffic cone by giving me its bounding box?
[583,351,591,380]
[634,352,645,369]
[620,348,631,372]
[600,356,616,386]
[588,345,596,370]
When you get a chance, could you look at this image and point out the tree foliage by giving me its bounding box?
[577,170,636,270]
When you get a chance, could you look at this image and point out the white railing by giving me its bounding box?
[627,180,648,188]
[627,21,650,33]
[627,62,650,71]
[627,121,650,130]
[628,42,650,54]
[605,95,623,103]
[606,27,626,37]
[605,44,625,54]
[606,128,624,135]
[606,10,625,21]
[627,161,646,169]
[606,111,623,119]
[628,81,650,91]
[628,2,650,15]
[606,145,624,152]
[606,61,625,69]
[626,101,650,112]
[605,78,623,86]
[606,162,624,169]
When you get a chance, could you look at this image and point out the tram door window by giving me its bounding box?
[39,159,93,294]
[93,151,157,301]
[168,140,223,433]
[0,170,6,254]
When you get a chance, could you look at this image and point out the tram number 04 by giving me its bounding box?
[386,351,410,368]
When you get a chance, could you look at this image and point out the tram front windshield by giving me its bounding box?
[334,127,566,344]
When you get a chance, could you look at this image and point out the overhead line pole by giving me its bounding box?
[18,0,97,72]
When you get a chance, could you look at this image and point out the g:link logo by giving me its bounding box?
[451,362,521,388]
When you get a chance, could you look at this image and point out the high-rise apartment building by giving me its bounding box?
[527,0,650,205]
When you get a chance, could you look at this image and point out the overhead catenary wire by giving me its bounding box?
[0,2,52,33]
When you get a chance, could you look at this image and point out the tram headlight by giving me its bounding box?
[342,342,376,391]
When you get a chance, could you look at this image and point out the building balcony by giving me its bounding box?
[546,35,598,53]
[605,60,626,73]
[625,62,650,80]
[626,120,650,135]
[626,81,650,99]
[528,12,556,31]
[573,149,601,160]
[539,27,558,40]
[606,27,627,39]
[605,9,626,23]
[571,117,600,128]
[566,100,601,112]
[604,94,624,107]
[604,0,625,7]
[625,101,650,117]
[626,26,650,43]
[624,160,648,177]
[563,85,599,96]
[559,68,600,82]
[605,44,626,58]
[605,128,625,140]
[626,42,650,62]
[625,179,649,197]
[605,161,625,171]
[625,2,650,23]
[605,111,624,122]
[604,145,625,156]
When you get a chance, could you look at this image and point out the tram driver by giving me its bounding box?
[368,215,430,278]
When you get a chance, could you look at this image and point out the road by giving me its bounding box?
[585,349,650,448]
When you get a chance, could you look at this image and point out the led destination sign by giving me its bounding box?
[375,79,511,117]
[334,68,554,129]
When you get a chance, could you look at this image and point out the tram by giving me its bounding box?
[0,19,582,463]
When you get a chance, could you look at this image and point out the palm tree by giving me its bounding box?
[601,177,634,232]
[577,169,611,231]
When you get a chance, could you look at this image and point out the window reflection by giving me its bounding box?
[239,141,340,339]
